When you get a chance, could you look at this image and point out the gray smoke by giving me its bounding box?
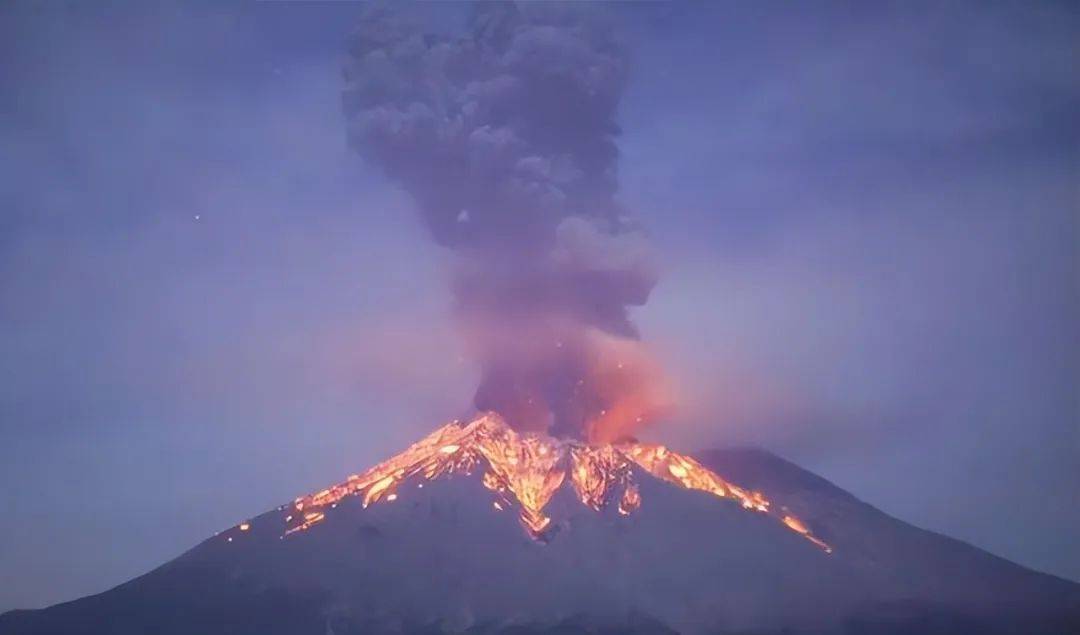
[343,2,659,440]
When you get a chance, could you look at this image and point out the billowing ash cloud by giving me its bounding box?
[343,2,663,441]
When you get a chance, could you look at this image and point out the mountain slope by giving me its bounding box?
[699,449,1080,631]
[2,447,1077,635]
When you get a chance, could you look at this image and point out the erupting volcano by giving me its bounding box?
[4,4,1076,635]
[284,413,830,552]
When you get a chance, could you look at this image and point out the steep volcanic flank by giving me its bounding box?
[284,413,829,551]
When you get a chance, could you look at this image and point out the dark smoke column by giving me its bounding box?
[343,2,660,440]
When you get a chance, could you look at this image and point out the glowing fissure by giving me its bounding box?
[267,413,829,552]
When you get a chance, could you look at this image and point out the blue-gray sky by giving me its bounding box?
[1,1,1076,612]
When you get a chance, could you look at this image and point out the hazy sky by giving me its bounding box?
[1,1,1076,612]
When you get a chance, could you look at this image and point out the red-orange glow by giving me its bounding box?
[274,413,829,551]
[784,514,832,553]
[582,332,672,444]
[618,482,641,516]
[459,311,673,441]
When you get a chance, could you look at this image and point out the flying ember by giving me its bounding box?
[269,413,831,552]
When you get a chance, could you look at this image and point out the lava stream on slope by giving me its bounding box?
[266,413,830,552]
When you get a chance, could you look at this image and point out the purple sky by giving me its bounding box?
[1,1,1077,611]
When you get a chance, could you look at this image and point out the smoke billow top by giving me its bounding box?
[343,2,664,441]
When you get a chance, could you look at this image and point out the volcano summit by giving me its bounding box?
[283,413,829,552]
[2,413,1077,634]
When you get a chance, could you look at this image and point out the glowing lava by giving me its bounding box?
[273,413,830,552]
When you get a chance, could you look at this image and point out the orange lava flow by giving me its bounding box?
[266,413,830,552]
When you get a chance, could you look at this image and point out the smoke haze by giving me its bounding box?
[342,3,661,440]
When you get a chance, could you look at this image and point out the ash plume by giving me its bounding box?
[343,2,661,441]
